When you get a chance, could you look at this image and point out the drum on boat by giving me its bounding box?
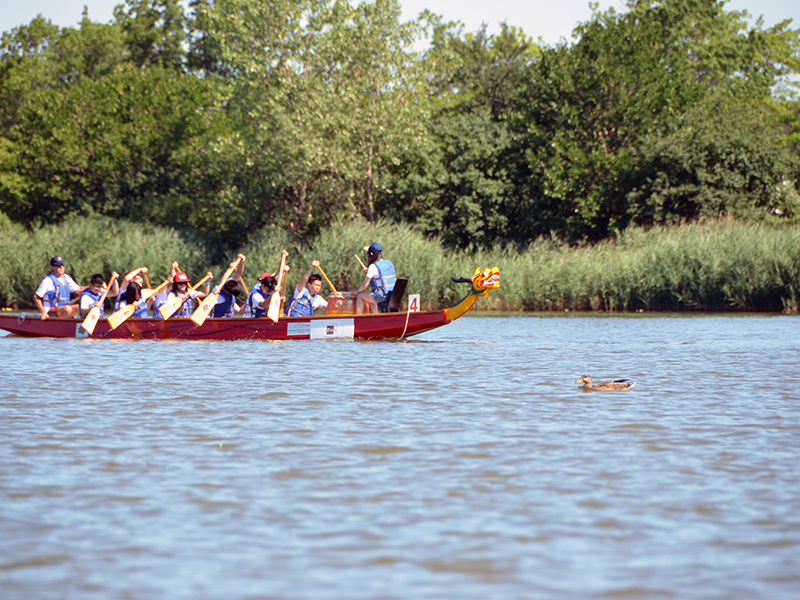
[326,291,357,315]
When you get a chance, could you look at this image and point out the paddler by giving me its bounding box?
[79,273,119,318]
[163,270,213,318]
[115,280,150,318]
[211,254,247,318]
[354,242,396,314]
[244,271,280,318]
[33,255,88,320]
[285,260,328,317]
[151,261,180,314]
[115,267,149,313]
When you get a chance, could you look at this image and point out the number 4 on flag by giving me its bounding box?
[408,294,420,313]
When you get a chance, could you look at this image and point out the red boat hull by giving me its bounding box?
[0,311,454,340]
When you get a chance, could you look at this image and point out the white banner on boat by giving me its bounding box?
[286,322,310,337]
[310,319,355,339]
[407,294,420,313]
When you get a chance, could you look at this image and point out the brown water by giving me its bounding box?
[1,315,799,599]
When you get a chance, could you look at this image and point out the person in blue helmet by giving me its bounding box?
[33,255,88,320]
[354,242,396,314]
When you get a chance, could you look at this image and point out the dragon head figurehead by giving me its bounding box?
[443,266,501,321]
[468,266,500,297]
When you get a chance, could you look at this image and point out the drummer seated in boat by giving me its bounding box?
[244,272,280,318]
[354,242,396,314]
[286,261,328,317]
[78,273,119,318]
[33,255,88,320]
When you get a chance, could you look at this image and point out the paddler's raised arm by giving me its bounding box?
[108,272,120,298]
[295,260,319,294]
[195,271,214,299]
[120,267,149,292]
[234,254,246,282]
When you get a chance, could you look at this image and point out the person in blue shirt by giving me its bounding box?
[354,243,396,314]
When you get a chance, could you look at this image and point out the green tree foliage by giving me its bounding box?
[387,22,539,249]
[0,6,233,242]
[0,28,226,228]
[516,0,800,241]
[113,0,189,70]
[628,102,800,222]
[1,0,799,252]
[202,0,429,235]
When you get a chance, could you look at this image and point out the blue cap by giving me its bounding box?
[367,242,382,254]
[50,255,64,266]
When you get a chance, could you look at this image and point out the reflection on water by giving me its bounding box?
[1,315,799,599]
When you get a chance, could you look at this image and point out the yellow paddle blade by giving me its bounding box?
[81,305,102,335]
[267,291,282,322]
[190,292,217,326]
[140,288,156,302]
[159,296,182,320]
[107,304,136,330]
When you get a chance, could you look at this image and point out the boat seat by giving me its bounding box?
[378,278,408,313]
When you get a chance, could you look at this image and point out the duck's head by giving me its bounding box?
[576,375,593,386]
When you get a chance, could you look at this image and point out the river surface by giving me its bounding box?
[1,314,799,600]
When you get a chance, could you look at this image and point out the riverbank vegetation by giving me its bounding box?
[2,0,800,312]
[2,214,798,312]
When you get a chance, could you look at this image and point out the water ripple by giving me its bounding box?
[1,315,799,599]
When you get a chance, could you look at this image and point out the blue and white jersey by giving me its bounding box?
[116,296,149,318]
[79,288,104,318]
[245,286,272,318]
[286,287,326,317]
[367,259,396,293]
[35,274,79,309]
[212,286,237,318]
[164,289,200,318]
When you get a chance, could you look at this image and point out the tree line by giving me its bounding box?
[1,0,799,255]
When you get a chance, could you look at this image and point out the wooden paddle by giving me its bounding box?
[354,253,368,271]
[190,257,243,326]
[108,278,169,330]
[143,272,152,290]
[267,250,289,322]
[81,273,118,336]
[316,264,338,294]
[159,274,212,320]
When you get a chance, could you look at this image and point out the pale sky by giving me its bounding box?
[1,0,798,47]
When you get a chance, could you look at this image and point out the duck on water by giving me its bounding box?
[577,375,636,391]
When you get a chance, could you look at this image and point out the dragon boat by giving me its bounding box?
[0,267,500,341]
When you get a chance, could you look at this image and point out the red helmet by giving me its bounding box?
[258,272,273,281]
[173,272,190,283]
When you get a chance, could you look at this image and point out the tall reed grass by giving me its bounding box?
[0,213,210,307]
[2,213,798,312]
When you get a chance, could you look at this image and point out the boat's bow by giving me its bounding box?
[443,266,500,322]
